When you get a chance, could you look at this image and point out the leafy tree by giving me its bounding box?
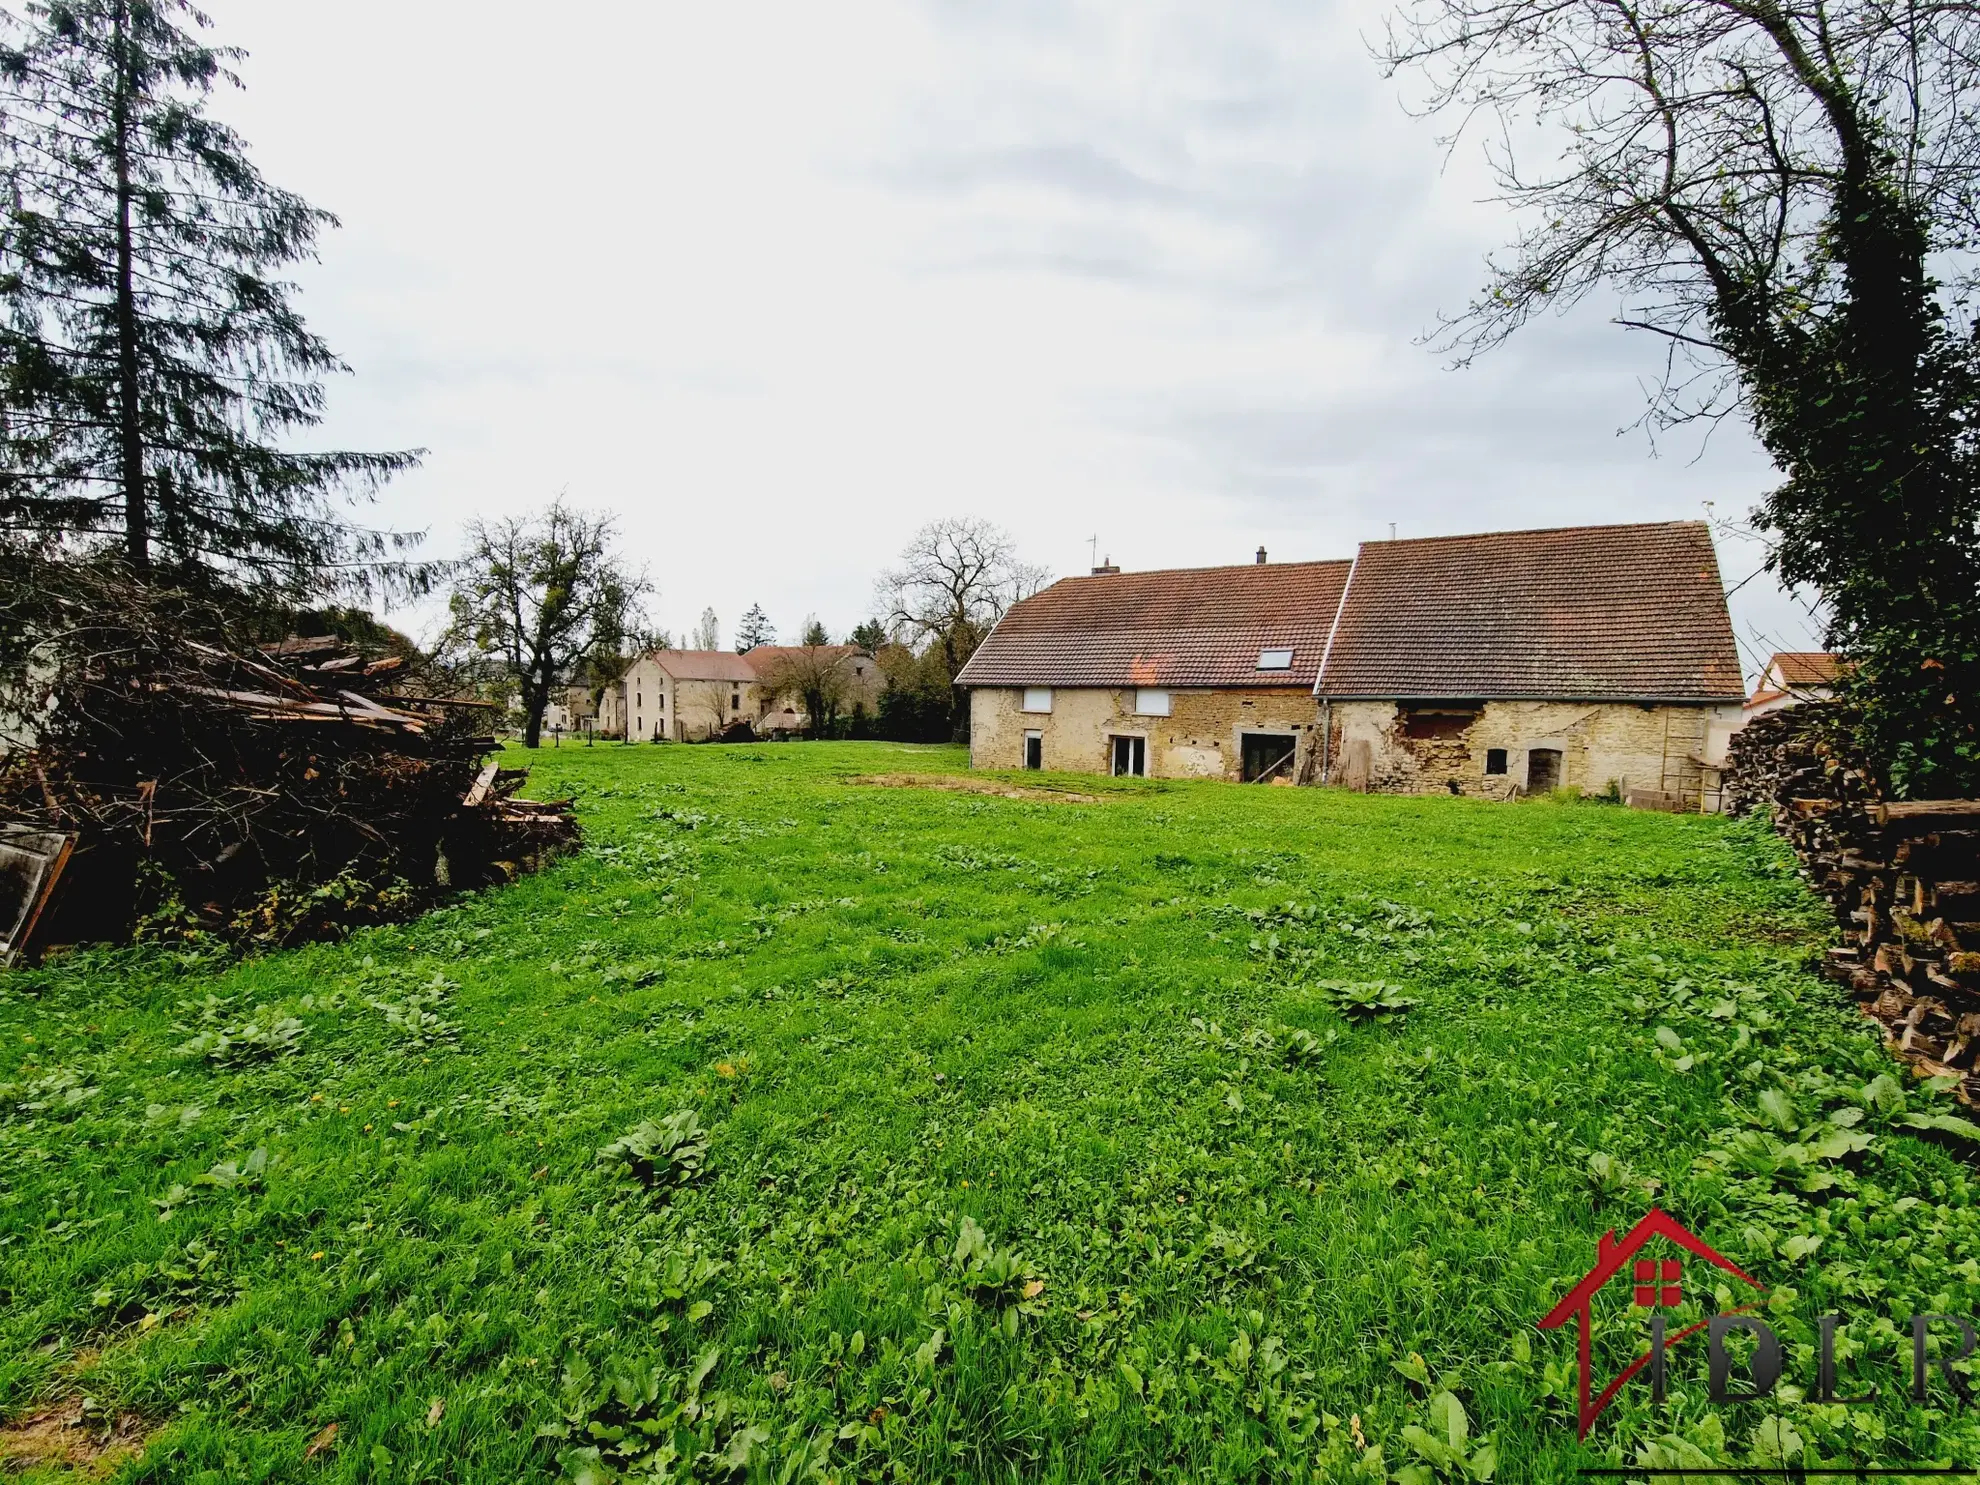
[734,603,774,652]
[444,501,650,749]
[849,617,886,655]
[877,518,1048,740]
[571,616,668,711]
[800,615,829,647]
[756,643,851,739]
[1381,0,1980,794]
[0,0,424,599]
[691,607,719,651]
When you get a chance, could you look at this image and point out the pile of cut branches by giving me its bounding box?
[0,578,575,958]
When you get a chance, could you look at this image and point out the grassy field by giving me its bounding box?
[5,740,1980,1483]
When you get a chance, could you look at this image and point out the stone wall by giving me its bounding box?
[968,686,1320,782]
[1324,698,1728,803]
[969,685,1731,802]
[670,678,756,742]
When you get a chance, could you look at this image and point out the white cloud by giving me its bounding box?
[202,0,1823,675]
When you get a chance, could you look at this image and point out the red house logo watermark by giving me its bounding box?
[1537,1208,1765,1438]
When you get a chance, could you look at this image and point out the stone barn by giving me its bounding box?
[960,520,1745,807]
[1313,522,1745,804]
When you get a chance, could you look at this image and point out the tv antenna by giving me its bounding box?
[1088,533,1099,569]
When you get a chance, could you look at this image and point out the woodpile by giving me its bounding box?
[0,604,576,962]
[1725,705,1980,1102]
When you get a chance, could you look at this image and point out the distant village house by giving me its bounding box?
[1743,651,1843,720]
[571,645,881,742]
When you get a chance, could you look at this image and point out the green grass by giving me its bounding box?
[5,740,1980,1483]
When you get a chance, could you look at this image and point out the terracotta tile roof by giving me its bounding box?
[956,560,1350,689]
[648,649,758,683]
[1314,521,1743,701]
[1769,651,1842,688]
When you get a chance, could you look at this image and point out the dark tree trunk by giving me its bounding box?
[522,663,550,749]
[111,1,146,570]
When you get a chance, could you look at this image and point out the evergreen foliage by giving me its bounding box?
[734,603,774,652]
[0,0,424,599]
[875,641,960,742]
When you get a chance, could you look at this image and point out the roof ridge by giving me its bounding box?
[1368,519,1707,548]
[1042,557,1352,585]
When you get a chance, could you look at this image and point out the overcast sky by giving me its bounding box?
[202,0,1823,681]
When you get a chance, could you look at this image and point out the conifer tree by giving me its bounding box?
[734,602,774,652]
[0,0,423,596]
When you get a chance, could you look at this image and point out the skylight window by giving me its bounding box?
[1257,648,1294,671]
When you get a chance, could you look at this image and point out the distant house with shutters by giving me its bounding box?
[957,520,1746,807]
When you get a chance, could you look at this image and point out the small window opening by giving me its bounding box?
[1485,748,1508,775]
[1110,734,1146,777]
[1134,689,1170,717]
[1257,648,1294,671]
[1022,687,1053,713]
[1023,731,1043,770]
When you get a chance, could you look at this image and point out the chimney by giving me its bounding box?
[1091,554,1120,576]
[1255,546,1268,565]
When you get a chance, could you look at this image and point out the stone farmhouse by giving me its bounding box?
[958,521,1746,806]
[586,645,882,742]
[960,555,1350,784]
[614,650,757,741]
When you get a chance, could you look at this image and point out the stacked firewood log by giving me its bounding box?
[1725,705,1980,1101]
[0,601,576,960]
